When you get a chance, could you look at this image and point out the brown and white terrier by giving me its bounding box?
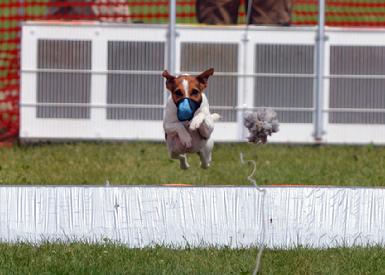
[162,68,220,169]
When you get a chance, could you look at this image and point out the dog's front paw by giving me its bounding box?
[189,115,204,131]
[179,131,192,148]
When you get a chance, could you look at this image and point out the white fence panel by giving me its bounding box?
[20,22,385,144]
[325,28,385,144]
[21,23,167,141]
[1,185,385,248]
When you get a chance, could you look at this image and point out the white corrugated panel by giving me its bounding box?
[0,186,384,248]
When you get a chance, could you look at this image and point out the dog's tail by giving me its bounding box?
[211,113,221,122]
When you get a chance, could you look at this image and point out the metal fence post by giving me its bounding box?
[18,0,25,18]
[167,0,177,75]
[164,0,177,107]
[18,0,25,43]
[314,0,326,142]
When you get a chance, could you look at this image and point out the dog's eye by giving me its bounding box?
[191,89,199,96]
[174,90,183,97]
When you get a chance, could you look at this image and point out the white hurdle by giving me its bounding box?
[1,185,385,248]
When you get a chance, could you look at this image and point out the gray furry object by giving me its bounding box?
[243,108,279,144]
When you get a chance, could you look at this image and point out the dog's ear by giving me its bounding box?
[196,68,214,90]
[162,70,176,91]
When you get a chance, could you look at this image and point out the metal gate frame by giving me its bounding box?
[323,29,385,144]
[21,23,316,142]
[20,21,385,144]
[21,23,168,141]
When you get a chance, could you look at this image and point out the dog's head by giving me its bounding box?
[162,68,214,121]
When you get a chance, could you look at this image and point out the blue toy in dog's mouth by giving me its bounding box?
[176,98,201,121]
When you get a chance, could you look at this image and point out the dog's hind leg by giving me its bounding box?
[171,152,190,169]
[198,138,214,169]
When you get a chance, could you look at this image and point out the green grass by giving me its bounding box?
[0,243,385,274]
[1,142,385,186]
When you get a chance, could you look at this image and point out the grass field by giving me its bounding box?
[1,243,385,274]
[1,142,385,186]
